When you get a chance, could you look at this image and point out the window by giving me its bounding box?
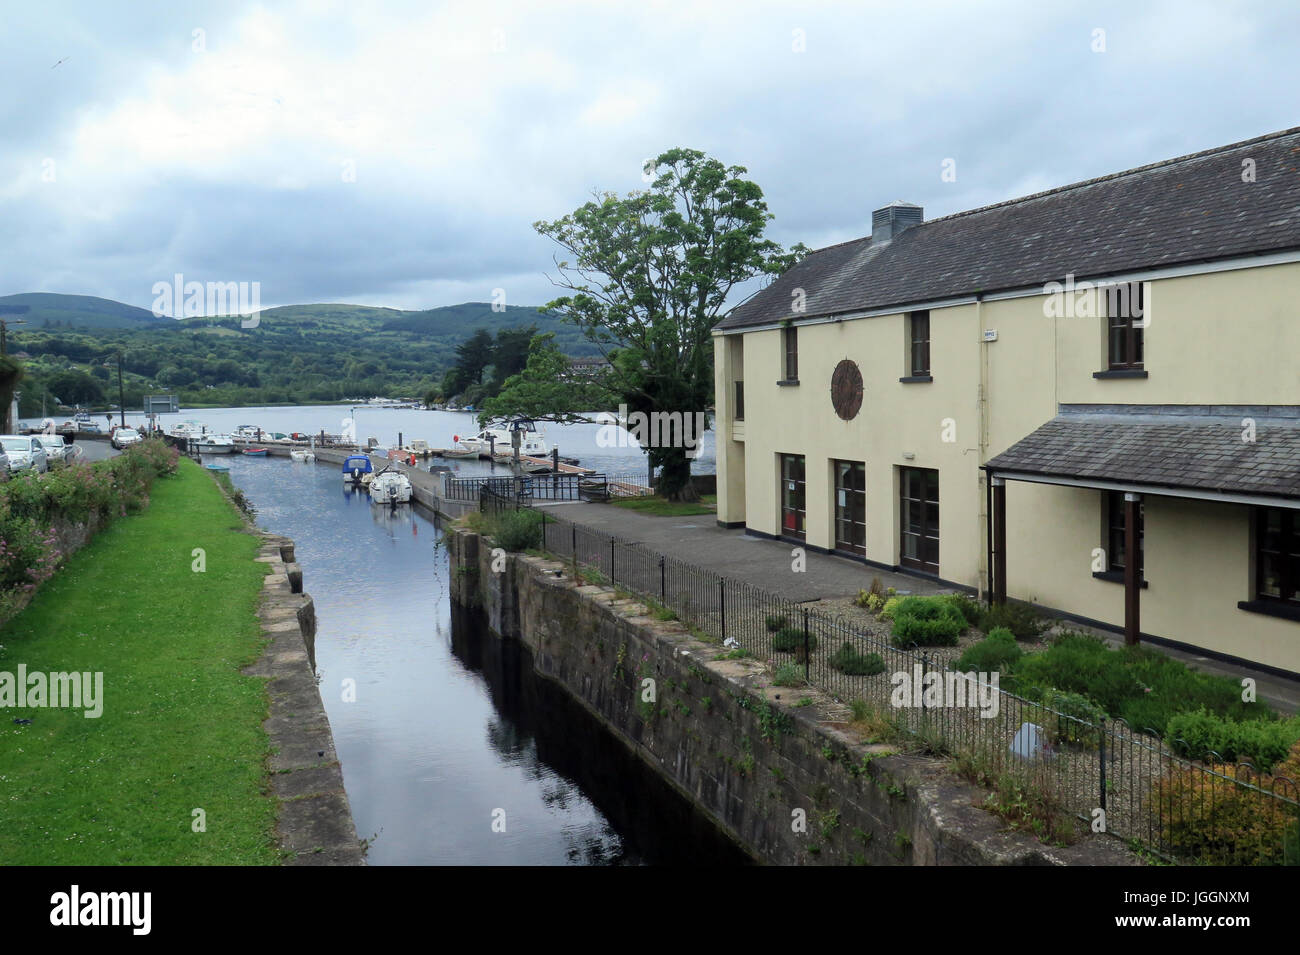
[1256,507,1300,607]
[909,310,930,378]
[779,454,806,541]
[783,325,798,381]
[834,460,866,557]
[1107,283,1144,370]
[899,467,939,574]
[734,380,745,421]
[1106,491,1144,578]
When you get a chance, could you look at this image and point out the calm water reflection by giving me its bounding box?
[222,454,748,866]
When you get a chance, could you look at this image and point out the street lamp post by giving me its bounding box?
[116,350,126,428]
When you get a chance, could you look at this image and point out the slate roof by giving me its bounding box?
[718,127,1300,330]
[985,406,1300,500]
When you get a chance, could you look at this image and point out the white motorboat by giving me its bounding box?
[459,418,549,457]
[290,448,316,462]
[195,434,238,454]
[233,424,262,440]
[169,420,205,439]
[369,468,413,505]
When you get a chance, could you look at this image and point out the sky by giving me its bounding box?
[2,0,1298,314]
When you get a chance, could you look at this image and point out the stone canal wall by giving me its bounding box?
[448,526,1134,866]
[242,533,364,865]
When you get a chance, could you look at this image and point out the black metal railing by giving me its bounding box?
[449,472,607,503]
[472,505,1300,866]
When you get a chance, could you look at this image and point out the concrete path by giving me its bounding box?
[535,501,946,602]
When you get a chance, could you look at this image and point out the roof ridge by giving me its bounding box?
[921,125,1300,227]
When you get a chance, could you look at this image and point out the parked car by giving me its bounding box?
[111,427,143,450]
[39,433,77,468]
[1,435,49,473]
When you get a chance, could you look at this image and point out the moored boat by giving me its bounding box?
[342,453,374,487]
[369,467,413,505]
[195,434,238,454]
[242,447,269,457]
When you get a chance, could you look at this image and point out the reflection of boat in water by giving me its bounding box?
[342,453,374,488]
[369,467,413,505]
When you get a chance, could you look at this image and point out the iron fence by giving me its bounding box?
[450,472,608,503]
[508,506,1300,866]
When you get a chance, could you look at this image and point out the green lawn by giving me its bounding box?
[0,458,277,864]
[609,494,716,516]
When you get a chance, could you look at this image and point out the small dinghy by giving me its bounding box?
[205,463,230,472]
[242,447,269,457]
[369,467,413,505]
[290,449,315,462]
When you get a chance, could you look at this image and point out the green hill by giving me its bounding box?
[0,292,171,330]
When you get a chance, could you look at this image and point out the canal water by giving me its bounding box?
[222,453,748,866]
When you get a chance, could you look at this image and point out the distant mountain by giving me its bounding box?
[0,292,172,330]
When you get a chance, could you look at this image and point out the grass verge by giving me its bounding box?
[0,458,276,864]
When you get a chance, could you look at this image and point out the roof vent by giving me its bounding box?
[872,201,923,244]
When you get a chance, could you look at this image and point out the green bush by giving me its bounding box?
[890,596,967,647]
[765,614,789,632]
[1011,633,1273,738]
[979,600,1047,640]
[1038,688,1106,747]
[485,509,545,551]
[879,596,902,620]
[772,626,817,653]
[773,662,805,686]
[944,593,984,628]
[828,641,886,676]
[954,627,1022,673]
[1165,710,1300,772]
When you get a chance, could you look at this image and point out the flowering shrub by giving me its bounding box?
[1149,740,1300,865]
[0,438,178,616]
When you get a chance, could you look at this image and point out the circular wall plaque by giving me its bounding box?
[830,359,863,421]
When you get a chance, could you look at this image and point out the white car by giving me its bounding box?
[2,436,49,473]
[111,427,144,450]
[38,434,78,467]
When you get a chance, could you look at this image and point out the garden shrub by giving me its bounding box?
[1148,740,1300,865]
[773,626,817,653]
[1164,710,1300,772]
[1037,688,1106,747]
[954,627,1022,673]
[765,614,788,632]
[979,600,1047,640]
[828,641,886,676]
[889,596,967,647]
[944,593,984,628]
[879,596,902,620]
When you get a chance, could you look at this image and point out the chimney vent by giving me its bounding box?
[872,201,923,244]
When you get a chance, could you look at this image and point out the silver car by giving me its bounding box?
[2,436,49,473]
[38,433,77,468]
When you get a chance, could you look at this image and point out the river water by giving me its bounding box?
[220,452,747,865]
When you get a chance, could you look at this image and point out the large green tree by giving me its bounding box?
[479,334,615,423]
[511,147,805,499]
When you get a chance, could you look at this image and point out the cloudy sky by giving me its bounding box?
[3,0,1297,314]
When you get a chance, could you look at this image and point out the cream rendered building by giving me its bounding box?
[713,128,1300,677]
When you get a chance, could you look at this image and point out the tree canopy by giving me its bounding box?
[493,146,806,499]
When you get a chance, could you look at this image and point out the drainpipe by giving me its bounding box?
[976,294,990,600]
